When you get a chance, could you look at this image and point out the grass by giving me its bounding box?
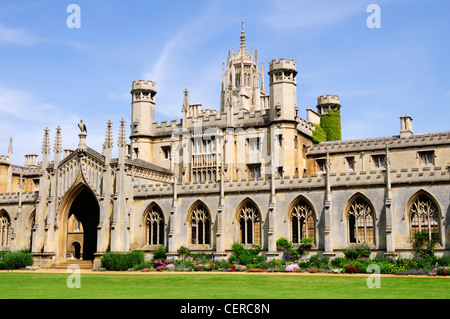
[0,272,449,299]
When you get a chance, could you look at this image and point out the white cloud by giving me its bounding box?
[0,24,42,46]
[0,87,82,163]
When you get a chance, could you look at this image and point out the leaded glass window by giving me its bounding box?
[410,194,439,240]
[347,197,374,244]
[291,199,315,244]
[0,211,11,247]
[190,203,210,245]
[146,205,164,246]
[238,202,261,245]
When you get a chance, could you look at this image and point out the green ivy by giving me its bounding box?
[320,105,341,142]
[312,124,327,144]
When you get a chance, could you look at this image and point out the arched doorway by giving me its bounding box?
[72,241,82,259]
[67,188,99,261]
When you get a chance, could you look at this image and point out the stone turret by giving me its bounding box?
[314,94,342,142]
[130,80,157,160]
[268,58,298,122]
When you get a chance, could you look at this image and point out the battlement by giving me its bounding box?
[296,117,314,136]
[132,80,156,92]
[317,95,340,105]
[132,165,450,198]
[269,58,297,72]
[0,191,38,204]
[0,155,10,164]
[308,131,450,155]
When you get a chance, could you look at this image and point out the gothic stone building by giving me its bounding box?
[0,28,449,268]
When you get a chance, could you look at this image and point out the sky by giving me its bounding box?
[0,0,449,164]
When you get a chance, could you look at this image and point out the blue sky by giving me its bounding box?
[0,0,449,164]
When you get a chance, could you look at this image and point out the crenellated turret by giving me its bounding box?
[130,80,157,160]
[268,58,298,123]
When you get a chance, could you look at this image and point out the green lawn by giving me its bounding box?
[0,272,448,299]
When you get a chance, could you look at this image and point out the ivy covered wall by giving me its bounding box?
[312,104,342,143]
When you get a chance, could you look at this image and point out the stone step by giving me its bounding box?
[52,260,93,270]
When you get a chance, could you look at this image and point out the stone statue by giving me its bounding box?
[78,119,87,133]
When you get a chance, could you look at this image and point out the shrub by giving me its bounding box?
[177,246,191,260]
[436,257,450,267]
[300,238,313,248]
[412,231,439,260]
[231,243,263,266]
[309,255,330,268]
[331,257,347,269]
[276,237,292,250]
[128,250,145,266]
[101,251,144,271]
[343,245,372,260]
[152,245,167,261]
[0,250,33,269]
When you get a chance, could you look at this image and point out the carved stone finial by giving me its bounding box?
[42,127,51,155]
[54,126,62,154]
[118,118,126,147]
[103,119,113,150]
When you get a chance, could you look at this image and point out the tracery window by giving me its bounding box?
[347,196,374,244]
[238,201,261,245]
[0,211,11,247]
[145,205,164,246]
[409,194,439,240]
[291,198,315,244]
[190,203,210,245]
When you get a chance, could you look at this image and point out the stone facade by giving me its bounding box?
[0,26,448,268]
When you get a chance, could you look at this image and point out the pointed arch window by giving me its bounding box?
[0,210,11,247]
[145,205,164,246]
[190,203,210,245]
[347,196,374,244]
[409,194,439,240]
[238,201,261,245]
[291,198,315,244]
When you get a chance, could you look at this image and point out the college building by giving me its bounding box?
[0,26,448,268]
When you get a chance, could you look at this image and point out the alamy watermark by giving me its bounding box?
[66,264,81,288]
[367,4,381,29]
[366,264,381,288]
[66,4,81,29]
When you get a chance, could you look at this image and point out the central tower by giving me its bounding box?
[220,23,265,114]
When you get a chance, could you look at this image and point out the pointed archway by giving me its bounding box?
[57,183,100,262]
[68,188,99,260]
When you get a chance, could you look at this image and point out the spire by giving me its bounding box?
[54,126,62,155]
[42,127,51,155]
[182,88,189,113]
[103,119,113,150]
[118,118,126,148]
[240,21,246,49]
[8,137,12,158]
[53,126,62,165]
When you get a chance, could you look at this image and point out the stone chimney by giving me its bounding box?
[400,115,413,138]
[24,154,39,167]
